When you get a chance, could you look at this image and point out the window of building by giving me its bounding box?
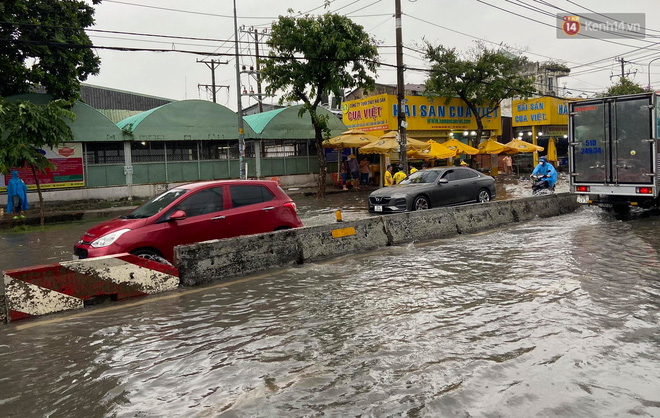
[166,141,198,161]
[85,142,124,164]
[131,141,165,163]
[261,140,310,157]
[229,185,274,207]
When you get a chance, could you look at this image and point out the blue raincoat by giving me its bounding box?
[532,161,558,188]
[6,171,29,213]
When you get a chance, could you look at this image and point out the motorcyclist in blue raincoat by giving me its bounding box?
[531,156,557,190]
[6,171,29,219]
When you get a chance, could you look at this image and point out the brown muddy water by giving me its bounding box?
[1,205,659,417]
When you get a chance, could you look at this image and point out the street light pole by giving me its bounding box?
[395,0,407,174]
[648,57,660,90]
[233,0,246,180]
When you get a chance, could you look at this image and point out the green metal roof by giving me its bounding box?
[244,107,288,134]
[117,100,258,140]
[244,105,347,139]
[5,93,124,142]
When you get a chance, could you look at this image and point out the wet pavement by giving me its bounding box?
[1,206,658,416]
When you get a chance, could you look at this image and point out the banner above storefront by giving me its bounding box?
[342,94,502,135]
[512,97,568,127]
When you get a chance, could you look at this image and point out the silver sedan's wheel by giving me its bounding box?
[477,189,491,203]
[413,196,430,210]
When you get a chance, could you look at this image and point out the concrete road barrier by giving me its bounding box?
[1,253,179,323]
[176,193,579,286]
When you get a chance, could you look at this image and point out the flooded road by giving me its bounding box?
[1,206,659,417]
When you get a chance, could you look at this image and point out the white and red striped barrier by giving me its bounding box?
[1,253,179,323]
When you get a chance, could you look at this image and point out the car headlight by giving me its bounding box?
[91,229,131,248]
[391,194,406,199]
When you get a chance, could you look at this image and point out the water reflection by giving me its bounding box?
[1,208,659,417]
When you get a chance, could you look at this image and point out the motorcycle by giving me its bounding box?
[531,174,554,196]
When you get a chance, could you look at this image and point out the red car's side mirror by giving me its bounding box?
[169,210,187,221]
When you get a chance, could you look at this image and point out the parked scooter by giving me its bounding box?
[531,174,555,196]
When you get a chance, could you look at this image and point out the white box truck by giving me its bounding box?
[569,92,660,213]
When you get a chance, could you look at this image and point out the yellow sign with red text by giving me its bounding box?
[512,97,568,127]
[342,94,501,134]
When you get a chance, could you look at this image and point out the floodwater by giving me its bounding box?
[1,206,659,417]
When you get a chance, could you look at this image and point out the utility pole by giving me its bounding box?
[196,59,228,103]
[233,0,246,180]
[395,0,407,173]
[240,27,269,113]
[255,29,264,113]
[620,57,626,79]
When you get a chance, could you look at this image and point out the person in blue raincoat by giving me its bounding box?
[6,171,29,219]
[531,156,558,190]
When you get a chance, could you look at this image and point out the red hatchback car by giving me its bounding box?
[74,180,303,264]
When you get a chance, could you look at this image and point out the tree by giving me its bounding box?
[0,0,101,100]
[1,0,100,225]
[603,77,648,96]
[260,12,379,198]
[424,42,536,158]
[0,99,75,226]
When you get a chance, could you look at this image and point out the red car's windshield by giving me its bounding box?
[121,189,188,219]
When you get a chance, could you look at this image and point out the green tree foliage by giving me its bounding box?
[260,12,379,197]
[603,77,648,97]
[1,0,99,223]
[424,42,536,153]
[0,98,75,225]
[0,0,101,100]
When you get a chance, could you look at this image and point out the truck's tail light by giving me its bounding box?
[636,187,653,194]
[284,201,298,212]
[575,186,590,192]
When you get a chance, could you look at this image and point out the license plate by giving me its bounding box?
[374,205,383,212]
[577,195,589,204]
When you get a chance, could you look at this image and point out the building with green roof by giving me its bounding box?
[3,94,348,198]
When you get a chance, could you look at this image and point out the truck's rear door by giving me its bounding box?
[570,100,608,184]
[612,95,654,184]
[570,94,655,186]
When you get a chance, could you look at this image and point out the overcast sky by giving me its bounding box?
[86,0,660,111]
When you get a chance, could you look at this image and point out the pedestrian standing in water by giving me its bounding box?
[348,154,360,190]
[359,158,370,189]
[503,155,513,175]
[6,171,29,219]
[384,164,394,186]
[340,158,349,191]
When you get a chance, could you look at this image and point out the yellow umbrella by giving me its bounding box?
[547,138,557,162]
[323,129,380,148]
[408,140,456,160]
[441,138,479,155]
[360,132,431,154]
[477,139,507,154]
[502,138,544,154]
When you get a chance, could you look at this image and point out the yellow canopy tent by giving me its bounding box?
[441,138,479,155]
[359,131,431,154]
[323,129,379,187]
[477,139,508,176]
[502,138,544,154]
[359,131,432,187]
[324,129,380,149]
[407,140,456,160]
